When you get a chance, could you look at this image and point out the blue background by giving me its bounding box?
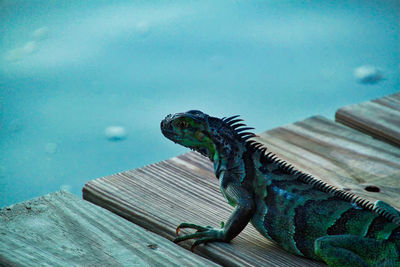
[0,0,399,206]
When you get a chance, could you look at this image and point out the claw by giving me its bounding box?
[176,223,211,232]
[173,222,224,250]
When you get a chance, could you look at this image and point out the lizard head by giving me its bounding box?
[161,110,216,159]
[161,110,255,161]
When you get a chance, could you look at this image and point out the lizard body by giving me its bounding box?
[161,110,400,266]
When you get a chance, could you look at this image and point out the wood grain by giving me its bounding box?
[336,92,400,147]
[83,115,400,266]
[0,191,219,267]
[256,116,400,207]
[84,152,325,267]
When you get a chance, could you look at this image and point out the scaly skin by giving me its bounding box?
[160,110,400,266]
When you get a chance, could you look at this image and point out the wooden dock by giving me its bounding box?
[0,191,218,266]
[336,92,400,147]
[1,92,399,266]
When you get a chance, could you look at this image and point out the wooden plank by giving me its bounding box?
[335,92,400,147]
[256,116,400,208]
[0,191,219,267]
[83,152,325,267]
[83,115,400,266]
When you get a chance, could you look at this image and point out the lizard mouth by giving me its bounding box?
[161,129,183,141]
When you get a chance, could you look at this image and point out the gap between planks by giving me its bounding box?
[84,151,325,267]
[83,115,400,266]
[336,92,400,147]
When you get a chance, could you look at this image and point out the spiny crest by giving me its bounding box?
[221,115,257,141]
[256,141,400,225]
[221,114,400,226]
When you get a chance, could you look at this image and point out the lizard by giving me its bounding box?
[160,110,400,267]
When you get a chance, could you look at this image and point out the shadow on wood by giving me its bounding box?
[83,115,400,266]
[84,152,325,266]
[256,116,400,207]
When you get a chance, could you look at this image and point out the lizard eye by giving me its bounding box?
[177,120,189,129]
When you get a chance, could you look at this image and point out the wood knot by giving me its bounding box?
[147,244,158,250]
[364,185,380,193]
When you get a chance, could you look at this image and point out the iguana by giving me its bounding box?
[160,110,400,267]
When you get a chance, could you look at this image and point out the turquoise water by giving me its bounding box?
[0,1,399,207]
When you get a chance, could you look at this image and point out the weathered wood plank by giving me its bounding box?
[256,116,400,208]
[0,191,219,267]
[83,115,400,266]
[84,152,325,267]
[335,92,400,147]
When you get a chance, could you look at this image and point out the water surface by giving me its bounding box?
[1,1,399,206]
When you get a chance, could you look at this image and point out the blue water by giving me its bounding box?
[0,1,399,207]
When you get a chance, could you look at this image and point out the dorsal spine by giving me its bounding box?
[222,115,400,226]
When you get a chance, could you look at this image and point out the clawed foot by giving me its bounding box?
[173,222,225,251]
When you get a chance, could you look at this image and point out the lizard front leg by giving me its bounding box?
[174,178,255,250]
[314,234,399,267]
